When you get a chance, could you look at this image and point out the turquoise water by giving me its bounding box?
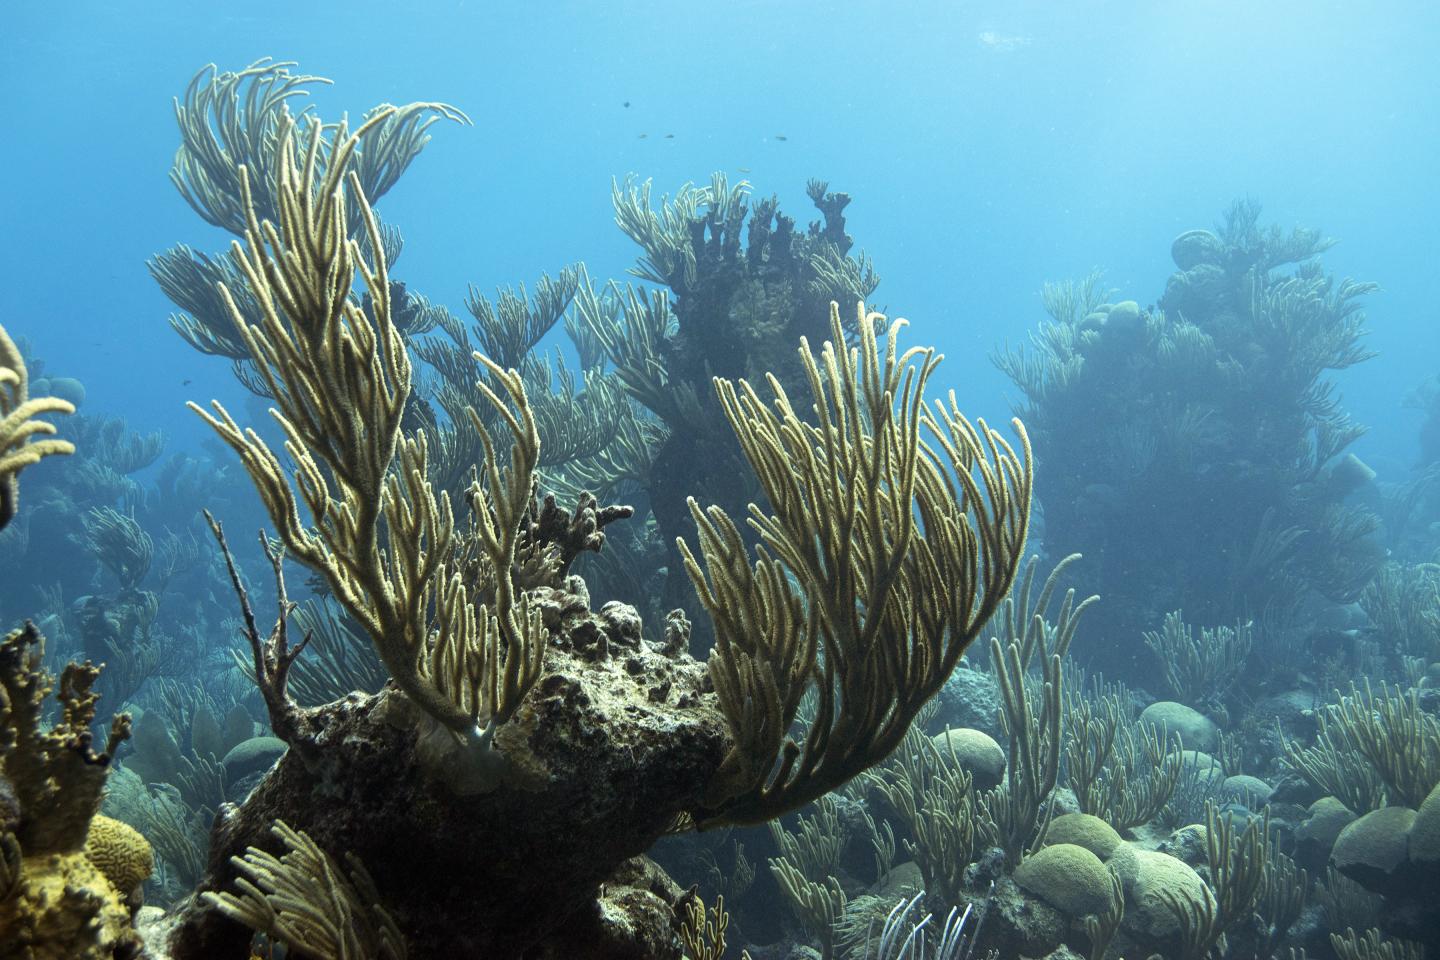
[4,1,1436,470]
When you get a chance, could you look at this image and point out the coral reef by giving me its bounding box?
[153,80,1030,955]
[17,49,1435,960]
[996,203,1384,683]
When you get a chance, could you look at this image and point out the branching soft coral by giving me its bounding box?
[166,66,1033,958]
[190,106,546,740]
[0,324,74,531]
[203,820,406,960]
[682,302,1033,826]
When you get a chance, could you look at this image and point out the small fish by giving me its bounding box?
[775,135,788,141]
[638,133,648,139]
[623,100,631,108]
[664,133,674,139]
[182,378,192,386]
[738,167,752,173]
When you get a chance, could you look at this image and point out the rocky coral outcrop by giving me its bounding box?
[0,623,145,960]
[167,591,730,959]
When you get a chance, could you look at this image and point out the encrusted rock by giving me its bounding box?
[936,664,1003,739]
[167,605,729,959]
[532,584,591,631]
[0,849,143,960]
[1158,823,1208,867]
[599,601,645,649]
[660,609,691,657]
[971,876,1065,958]
[527,856,682,960]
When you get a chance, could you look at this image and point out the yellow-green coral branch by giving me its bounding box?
[0,324,74,530]
[203,820,407,960]
[190,106,545,736]
[683,301,1032,826]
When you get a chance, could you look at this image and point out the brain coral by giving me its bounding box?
[1013,842,1113,916]
[84,814,154,897]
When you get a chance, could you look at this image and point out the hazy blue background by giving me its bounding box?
[2,0,1436,479]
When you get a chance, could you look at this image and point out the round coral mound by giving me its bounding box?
[1045,812,1122,859]
[85,814,154,898]
[1013,842,1113,916]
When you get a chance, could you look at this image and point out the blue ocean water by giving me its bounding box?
[3,0,1435,472]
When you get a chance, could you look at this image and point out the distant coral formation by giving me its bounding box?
[997,201,1384,682]
[577,173,882,617]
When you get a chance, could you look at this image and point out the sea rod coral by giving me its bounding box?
[0,323,75,531]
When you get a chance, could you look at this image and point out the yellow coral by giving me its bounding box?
[0,625,142,959]
[84,814,154,897]
[0,850,139,960]
[0,322,75,530]
[191,107,546,738]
